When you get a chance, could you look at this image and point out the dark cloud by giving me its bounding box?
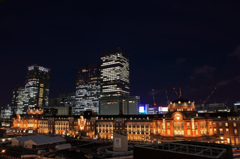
[216,79,232,87]
[189,88,201,93]
[216,76,240,87]
[194,65,216,75]
[229,44,240,59]
[176,58,186,64]
[190,65,216,80]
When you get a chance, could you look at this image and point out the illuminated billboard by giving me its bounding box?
[162,107,168,112]
[159,106,168,112]
[139,106,144,113]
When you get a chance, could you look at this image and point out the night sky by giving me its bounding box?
[1,0,240,107]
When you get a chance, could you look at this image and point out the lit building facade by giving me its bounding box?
[196,102,230,113]
[10,98,240,147]
[42,105,72,116]
[99,96,139,115]
[11,108,88,136]
[51,93,75,106]
[0,105,12,119]
[74,63,101,115]
[11,85,25,115]
[24,65,50,109]
[100,48,130,97]
[234,101,240,113]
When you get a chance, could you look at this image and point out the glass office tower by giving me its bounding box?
[74,63,101,115]
[100,48,130,97]
[24,65,50,109]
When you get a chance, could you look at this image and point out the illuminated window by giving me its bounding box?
[213,122,216,127]
[129,101,135,103]
[226,128,229,134]
[233,122,237,127]
[195,122,198,128]
[236,138,239,145]
[38,98,43,106]
[187,122,190,128]
[234,129,238,135]
[225,122,228,127]
[187,129,191,135]
[200,129,206,135]
[196,129,198,135]
[219,128,223,134]
[167,122,170,128]
[210,129,213,134]
[227,138,230,144]
[209,122,212,127]
[39,88,43,97]
[214,128,217,134]
[167,129,170,135]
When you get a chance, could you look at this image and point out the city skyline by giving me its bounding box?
[1,0,240,107]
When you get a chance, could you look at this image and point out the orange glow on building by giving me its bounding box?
[27,108,44,115]
[9,99,240,147]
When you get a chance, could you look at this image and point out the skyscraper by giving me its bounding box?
[100,48,130,97]
[11,85,25,114]
[99,48,138,115]
[74,63,101,115]
[24,65,50,109]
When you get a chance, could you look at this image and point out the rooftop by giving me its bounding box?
[13,135,65,145]
[171,97,191,104]
[101,47,129,58]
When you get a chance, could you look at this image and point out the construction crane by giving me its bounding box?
[179,88,182,98]
[173,88,180,98]
[199,87,217,110]
[203,87,217,104]
[165,89,171,105]
[152,89,157,114]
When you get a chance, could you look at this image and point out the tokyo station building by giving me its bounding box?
[10,97,240,147]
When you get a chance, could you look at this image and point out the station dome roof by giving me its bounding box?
[172,97,190,104]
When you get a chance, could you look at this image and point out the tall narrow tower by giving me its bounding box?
[100,48,130,97]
